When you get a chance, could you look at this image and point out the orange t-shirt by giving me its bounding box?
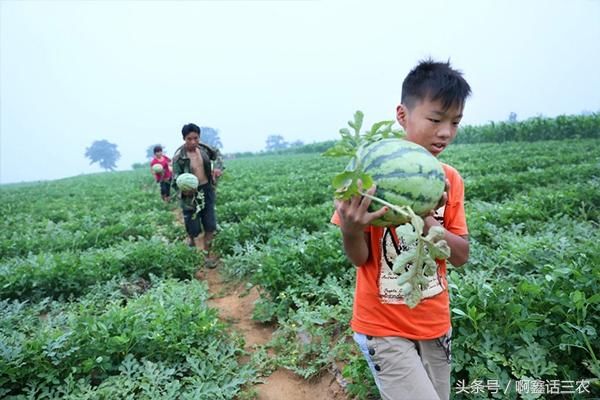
[331,163,468,340]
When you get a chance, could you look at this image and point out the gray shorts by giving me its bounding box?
[353,329,452,400]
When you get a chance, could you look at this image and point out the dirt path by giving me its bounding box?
[174,208,347,399]
[196,266,348,400]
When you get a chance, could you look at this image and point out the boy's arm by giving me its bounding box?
[334,184,388,266]
[340,230,371,267]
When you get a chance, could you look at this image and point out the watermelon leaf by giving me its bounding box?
[339,128,352,138]
[324,110,403,159]
[332,171,355,190]
[395,224,418,246]
[332,171,360,200]
[350,110,364,137]
[358,173,373,191]
[322,145,354,158]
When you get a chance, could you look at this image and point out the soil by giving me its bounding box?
[196,266,348,400]
[175,208,347,399]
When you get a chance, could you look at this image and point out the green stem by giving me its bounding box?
[360,192,411,218]
[582,332,599,363]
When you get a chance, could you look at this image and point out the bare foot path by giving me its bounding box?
[175,208,347,399]
[196,265,347,400]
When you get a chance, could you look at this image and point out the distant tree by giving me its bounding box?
[146,144,166,159]
[508,112,518,123]
[200,126,223,149]
[85,140,120,171]
[265,135,288,151]
[289,140,304,148]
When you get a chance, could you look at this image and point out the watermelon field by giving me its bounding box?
[1,115,599,399]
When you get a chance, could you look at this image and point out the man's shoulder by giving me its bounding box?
[173,146,185,161]
[199,143,222,160]
[199,142,215,150]
[199,142,218,154]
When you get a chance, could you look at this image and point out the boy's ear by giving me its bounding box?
[396,104,408,128]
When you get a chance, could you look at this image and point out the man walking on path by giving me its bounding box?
[172,123,224,268]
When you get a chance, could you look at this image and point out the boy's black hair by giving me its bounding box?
[153,145,163,154]
[181,123,201,139]
[401,59,471,111]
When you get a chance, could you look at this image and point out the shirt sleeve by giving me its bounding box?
[442,165,468,236]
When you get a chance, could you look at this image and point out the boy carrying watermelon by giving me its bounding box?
[173,123,224,268]
[332,59,471,400]
[150,145,173,202]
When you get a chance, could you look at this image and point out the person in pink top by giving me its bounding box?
[150,145,173,202]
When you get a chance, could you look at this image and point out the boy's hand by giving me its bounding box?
[334,182,388,235]
[434,178,450,210]
[424,178,450,235]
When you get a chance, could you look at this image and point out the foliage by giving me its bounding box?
[0,171,182,259]
[200,126,223,149]
[0,239,201,301]
[2,121,600,398]
[289,140,305,148]
[454,113,599,144]
[215,137,600,398]
[230,112,598,158]
[265,134,288,151]
[84,139,120,171]
[131,161,147,170]
[0,280,255,399]
[226,139,336,158]
[0,169,252,398]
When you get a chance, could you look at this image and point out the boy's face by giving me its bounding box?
[184,132,200,151]
[396,98,464,157]
[154,150,163,158]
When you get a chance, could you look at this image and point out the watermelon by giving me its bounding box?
[347,138,445,226]
[152,163,164,173]
[328,112,453,308]
[176,173,199,191]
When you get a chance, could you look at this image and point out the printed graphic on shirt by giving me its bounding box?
[378,205,446,304]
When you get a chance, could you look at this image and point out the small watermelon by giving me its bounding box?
[152,163,164,173]
[176,173,199,191]
[348,139,445,226]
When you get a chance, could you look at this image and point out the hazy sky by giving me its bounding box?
[1,0,599,184]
